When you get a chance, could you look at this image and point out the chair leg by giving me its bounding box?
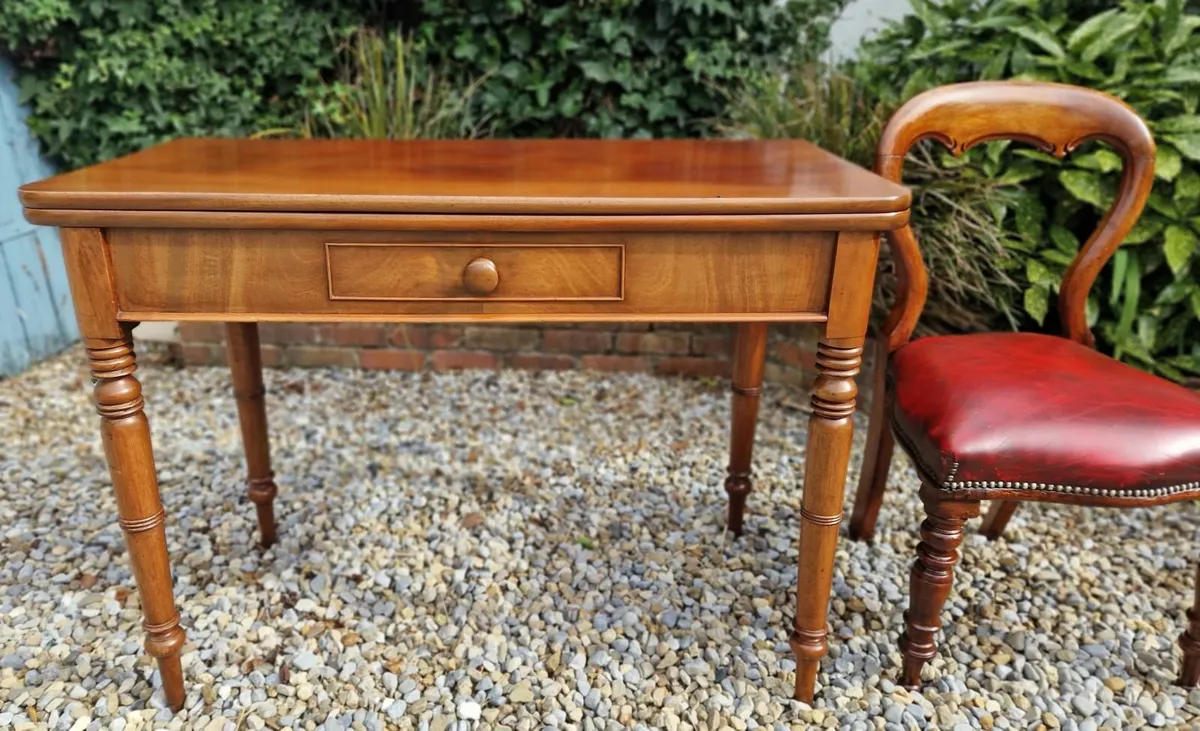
[899,483,980,689]
[980,501,1019,541]
[724,322,767,535]
[848,338,893,541]
[1179,564,1200,687]
[226,323,279,548]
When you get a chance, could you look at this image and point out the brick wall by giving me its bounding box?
[177,322,822,386]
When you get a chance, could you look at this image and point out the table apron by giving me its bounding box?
[105,228,851,323]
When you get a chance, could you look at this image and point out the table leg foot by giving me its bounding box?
[791,341,861,702]
[226,323,279,548]
[89,334,187,711]
[725,323,767,535]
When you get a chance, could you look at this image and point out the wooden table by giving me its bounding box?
[20,139,910,710]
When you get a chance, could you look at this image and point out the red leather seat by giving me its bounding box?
[890,332,1200,503]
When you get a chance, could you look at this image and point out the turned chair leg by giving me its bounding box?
[90,334,188,710]
[980,501,1019,540]
[725,322,767,535]
[1180,564,1200,686]
[849,336,893,541]
[899,483,980,689]
[226,323,279,547]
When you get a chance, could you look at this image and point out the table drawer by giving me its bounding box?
[107,229,842,321]
[326,243,623,301]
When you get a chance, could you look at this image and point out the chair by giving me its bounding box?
[843,80,1200,688]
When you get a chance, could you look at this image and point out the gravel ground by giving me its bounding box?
[1,346,1198,731]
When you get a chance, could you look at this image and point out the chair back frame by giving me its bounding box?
[874,80,1156,352]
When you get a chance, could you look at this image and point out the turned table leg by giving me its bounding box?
[725,322,767,535]
[226,323,279,547]
[60,228,187,710]
[791,340,861,702]
[91,335,188,710]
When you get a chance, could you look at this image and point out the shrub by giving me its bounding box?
[851,0,1200,380]
[0,0,381,170]
[412,0,848,139]
[0,0,850,169]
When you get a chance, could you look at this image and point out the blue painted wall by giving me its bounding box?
[0,57,77,376]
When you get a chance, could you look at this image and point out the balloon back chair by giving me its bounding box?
[844,80,1200,688]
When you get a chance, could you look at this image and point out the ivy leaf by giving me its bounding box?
[1059,168,1106,209]
[1157,145,1183,181]
[1156,115,1200,133]
[1164,134,1200,161]
[1165,224,1198,274]
[1050,225,1079,254]
[1123,215,1166,245]
[1012,26,1065,58]
[1177,169,1200,202]
[1072,148,1122,173]
[1066,8,1120,53]
[1080,12,1141,63]
[1024,286,1050,326]
[1026,258,1055,286]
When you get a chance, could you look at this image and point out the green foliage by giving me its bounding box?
[0,0,378,170]
[852,0,1200,381]
[294,29,485,140]
[1,0,850,168]
[720,61,1023,334]
[413,0,848,139]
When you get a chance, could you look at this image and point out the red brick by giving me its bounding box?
[509,354,576,370]
[283,345,358,368]
[691,332,732,357]
[178,342,226,366]
[359,349,425,370]
[615,331,691,355]
[656,357,731,378]
[581,355,652,373]
[258,323,319,345]
[542,329,613,353]
[177,322,227,343]
[260,344,283,367]
[430,350,498,371]
[463,326,540,351]
[763,361,809,388]
[318,323,389,347]
[773,341,816,370]
[390,325,463,350]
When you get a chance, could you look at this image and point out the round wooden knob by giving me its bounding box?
[462,257,499,296]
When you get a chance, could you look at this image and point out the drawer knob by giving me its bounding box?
[462,257,500,296]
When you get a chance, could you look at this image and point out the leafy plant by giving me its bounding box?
[295,29,486,140]
[0,0,377,169]
[413,0,849,139]
[851,0,1200,380]
[0,0,852,168]
[720,63,1024,334]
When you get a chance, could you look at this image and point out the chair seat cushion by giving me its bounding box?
[889,332,1200,503]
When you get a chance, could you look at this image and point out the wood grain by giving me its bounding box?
[20,138,910,216]
[107,229,837,321]
[326,243,623,302]
[226,323,278,548]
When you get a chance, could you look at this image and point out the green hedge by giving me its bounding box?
[0,0,847,169]
[851,0,1200,380]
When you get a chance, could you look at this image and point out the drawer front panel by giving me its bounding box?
[326,243,623,301]
[108,229,838,321]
